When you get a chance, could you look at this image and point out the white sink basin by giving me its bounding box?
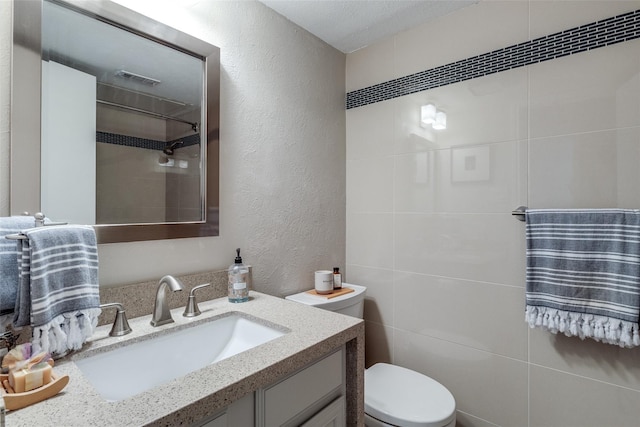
[75,313,287,402]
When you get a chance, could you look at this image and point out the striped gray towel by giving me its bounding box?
[13,225,101,355]
[0,216,40,316]
[525,209,640,348]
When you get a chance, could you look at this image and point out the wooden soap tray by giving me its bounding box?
[0,372,69,411]
[306,287,354,299]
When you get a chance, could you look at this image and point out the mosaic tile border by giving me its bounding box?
[96,131,201,151]
[346,9,640,109]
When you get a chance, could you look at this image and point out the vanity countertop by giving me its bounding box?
[4,291,364,426]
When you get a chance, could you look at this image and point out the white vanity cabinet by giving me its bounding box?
[194,347,345,427]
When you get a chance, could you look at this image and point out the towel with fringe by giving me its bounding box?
[13,225,101,355]
[0,216,41,330]
[525,209,640,348]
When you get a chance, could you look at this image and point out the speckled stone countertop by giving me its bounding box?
[5,291,364,426]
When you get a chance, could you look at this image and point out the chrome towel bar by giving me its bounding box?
[512,206,527,222]
[4,212,67,240]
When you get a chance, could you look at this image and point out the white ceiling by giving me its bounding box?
[258,0,478,53]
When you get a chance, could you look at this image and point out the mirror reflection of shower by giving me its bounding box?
[32,0,216,229]
[163,140,183,156]
[159,140,190,169]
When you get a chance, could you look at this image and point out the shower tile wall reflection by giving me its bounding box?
[346,1,640,426]
[95,102,202,224]
[392,68,528,153]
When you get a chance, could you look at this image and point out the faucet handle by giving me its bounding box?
[100,303,132,337]
[183,283,211,317]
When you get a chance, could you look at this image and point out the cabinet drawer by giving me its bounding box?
[263,349,343,426]
[300,396,345,427]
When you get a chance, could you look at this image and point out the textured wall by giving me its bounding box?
[346,1,640,426]
[0,0,346,293]
[0,0,11,214]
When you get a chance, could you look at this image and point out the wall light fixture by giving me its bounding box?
[420,103,447,130]
[433,111,447,130]
[420,104,436,126]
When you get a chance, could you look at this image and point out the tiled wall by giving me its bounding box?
[96,131,200,151]
[347,8,640,109]
[345,1,640,426]
[95,107,202,224]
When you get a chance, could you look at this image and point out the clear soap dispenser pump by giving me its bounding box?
[228,248,249,303]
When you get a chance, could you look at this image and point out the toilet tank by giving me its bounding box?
[285,283,367,319]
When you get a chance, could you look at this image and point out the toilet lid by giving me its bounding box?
[365,363,456,427]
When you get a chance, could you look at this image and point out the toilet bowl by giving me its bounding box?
[285,283,456,427]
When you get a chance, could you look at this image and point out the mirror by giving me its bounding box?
[11,0,220,243]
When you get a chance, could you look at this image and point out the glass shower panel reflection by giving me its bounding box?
[42,0,205,225]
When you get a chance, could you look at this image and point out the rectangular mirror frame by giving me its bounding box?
[11,0,220,243]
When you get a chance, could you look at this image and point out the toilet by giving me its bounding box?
[286,283,456,427]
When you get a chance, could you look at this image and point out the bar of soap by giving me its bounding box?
[9,368,27,392]
[9,363,52,393]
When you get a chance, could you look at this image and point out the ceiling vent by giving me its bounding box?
[114,70,161,86]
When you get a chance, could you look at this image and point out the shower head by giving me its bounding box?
[163,140,184,156]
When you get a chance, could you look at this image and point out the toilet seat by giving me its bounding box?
[365,363,456,427]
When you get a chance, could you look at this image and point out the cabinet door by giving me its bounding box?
[259,348,344,426]
[300,397,345,427]
[199,413,227,427]
[192,392,254,427]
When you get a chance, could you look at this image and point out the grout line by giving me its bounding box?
[528,362,640,394]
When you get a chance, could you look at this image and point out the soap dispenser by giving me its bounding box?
[228,248,249,303]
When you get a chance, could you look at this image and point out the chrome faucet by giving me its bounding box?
[150,275,184,327]
[100,302,132,337]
